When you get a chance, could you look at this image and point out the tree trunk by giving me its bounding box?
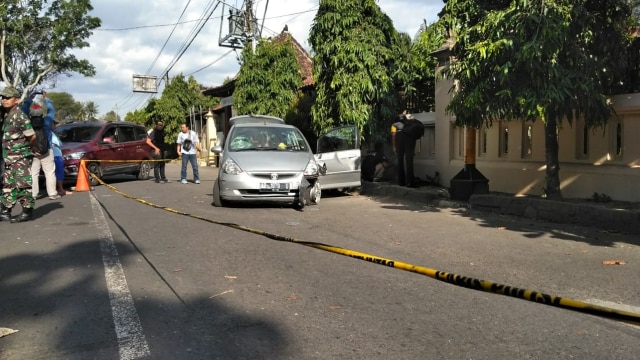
[464,127,476,166]
[544,117,562,199]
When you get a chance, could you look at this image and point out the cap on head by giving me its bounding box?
[0,86,20,98]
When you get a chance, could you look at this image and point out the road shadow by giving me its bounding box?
[451,207,640,248]
[0,238,287,359]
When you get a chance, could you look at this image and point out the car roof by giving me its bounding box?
[58,121,143,128]
[229,115,285,127]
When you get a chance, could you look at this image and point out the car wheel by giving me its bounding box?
[137,161,151,180]
[212,178,225,207]
[87,162,102,187]
[309,181,321,205]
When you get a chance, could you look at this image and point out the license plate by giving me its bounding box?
[259,182,290,192]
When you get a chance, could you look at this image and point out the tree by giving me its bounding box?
[46,91,81,122]
[407,20,447,112]
[0,0,101,99]
[309,0,398,139]
[137,74,217,143]
[234,37,302,119]
[83,101,99,120]
[103,110,120,122]
[442,0,633,199]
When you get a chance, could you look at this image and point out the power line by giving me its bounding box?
[185,49,235,76]
[160,1,221,81]
[94,9,318,32]
[146,0,194,75]
[111,3,320,114]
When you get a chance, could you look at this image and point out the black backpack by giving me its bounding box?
[402,118,424,140]
[30,115,50,154]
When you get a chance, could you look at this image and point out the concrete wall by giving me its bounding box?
[415,64,640,202]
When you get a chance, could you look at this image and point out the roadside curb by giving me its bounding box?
[358,181,640,235]
[358,181,467,209]
[469,194,640,235]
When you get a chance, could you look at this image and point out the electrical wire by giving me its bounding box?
[109,2,319,113]
[146,0,194,75]
[160,1,220,80]
[95,8,318,32]
[185,49,235,76]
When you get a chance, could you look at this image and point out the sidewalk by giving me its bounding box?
[358,181,640,236]
[165,162,640,235]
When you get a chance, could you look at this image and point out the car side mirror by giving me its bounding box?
[211,145,222,154]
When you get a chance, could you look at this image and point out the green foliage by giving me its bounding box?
[127,74,217,144]
[408,20,447,111]
[286,90,317,151]
[443,0,634,198]
[78,101,99,121]
[103,110,121,122]
[444,0,633,128]
[234,37,303,119]
[0,0,101,98]
[309,0,398,139]
[45,91,82,122]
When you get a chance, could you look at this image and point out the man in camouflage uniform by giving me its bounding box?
[1,86,37,223]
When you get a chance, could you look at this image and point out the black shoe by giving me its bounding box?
[0,205,11,222]
[10,208,33,223]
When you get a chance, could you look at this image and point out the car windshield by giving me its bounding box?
[228,126,309,152]
[55,125,101,143]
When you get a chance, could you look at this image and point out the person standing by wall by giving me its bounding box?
[22,93,57,199]
[391,113,417,188]
[176,123,200,184]
[147,120,170,183]
[0,86,37,223]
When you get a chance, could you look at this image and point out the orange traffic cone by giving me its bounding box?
[75,160,91,192]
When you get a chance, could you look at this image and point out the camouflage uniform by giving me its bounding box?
[1,106,36,210]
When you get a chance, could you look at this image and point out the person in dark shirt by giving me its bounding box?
[146,121,170,183]
[391,113,417,187]
[362,142,392,182]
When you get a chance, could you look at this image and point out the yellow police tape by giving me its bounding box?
[87,171,640,327]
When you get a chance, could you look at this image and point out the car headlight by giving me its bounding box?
[221,158,243,175]
[303,160,319,176]
[64,152,86,160]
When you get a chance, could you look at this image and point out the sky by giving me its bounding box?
[47,0,445,118]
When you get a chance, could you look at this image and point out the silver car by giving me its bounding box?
[211,115,361,208]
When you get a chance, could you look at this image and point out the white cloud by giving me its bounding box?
[48,0,444,117]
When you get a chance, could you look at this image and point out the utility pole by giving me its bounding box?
[245,0,256,53]
[218,0,267,51]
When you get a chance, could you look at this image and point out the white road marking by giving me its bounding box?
[91,194,151,359]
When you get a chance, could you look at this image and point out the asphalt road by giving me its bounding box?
[1,163,640,360]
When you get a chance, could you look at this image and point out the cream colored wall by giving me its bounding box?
[420,68,640,201]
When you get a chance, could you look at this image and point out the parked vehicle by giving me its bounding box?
[211,114,361,208]
[54,121,153,186]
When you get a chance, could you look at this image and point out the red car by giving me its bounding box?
[54,121,153,186]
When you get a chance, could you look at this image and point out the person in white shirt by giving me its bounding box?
[176,123,200,184]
